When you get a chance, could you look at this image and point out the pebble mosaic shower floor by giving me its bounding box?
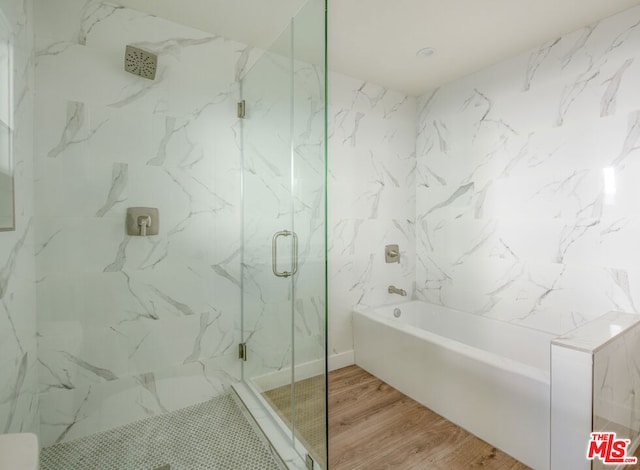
[40,394,281,470]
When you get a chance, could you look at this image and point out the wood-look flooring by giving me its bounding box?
[329,365,530,470]
[263,365,530,469]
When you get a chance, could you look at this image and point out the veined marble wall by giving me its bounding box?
[34,0,254,446]
[0,0,38,435]
[328,72,416,359]
[416,6,640,335]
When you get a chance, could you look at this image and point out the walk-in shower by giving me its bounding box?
[0,0,327,468]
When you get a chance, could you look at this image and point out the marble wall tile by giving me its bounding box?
[327,73,417,357]
[33,0,247,445]
[0,0,38,435]
[416,5,640,335]
[38,354,235,445]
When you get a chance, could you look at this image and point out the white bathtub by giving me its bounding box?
[353,301,556,470]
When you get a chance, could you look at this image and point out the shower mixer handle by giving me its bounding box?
[137,215,151,236]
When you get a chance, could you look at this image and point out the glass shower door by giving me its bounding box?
[241,0,326,467]
[290,0,327,466]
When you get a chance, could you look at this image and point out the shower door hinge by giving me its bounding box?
[305,454,314,470]
[238,342,247,361]
[237,100,246,119]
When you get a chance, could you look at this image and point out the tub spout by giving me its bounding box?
[388,285,407,296]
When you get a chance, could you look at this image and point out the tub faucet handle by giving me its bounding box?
[388,285,407,296]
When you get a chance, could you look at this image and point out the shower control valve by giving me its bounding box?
[385,244,400,263]
[126,207,159,236]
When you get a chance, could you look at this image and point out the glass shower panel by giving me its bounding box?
[241,0,327,467]
[291,0,327,466]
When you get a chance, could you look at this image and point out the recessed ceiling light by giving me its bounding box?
[416,47,436,59]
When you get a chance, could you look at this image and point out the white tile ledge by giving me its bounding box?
[552,311,640,353]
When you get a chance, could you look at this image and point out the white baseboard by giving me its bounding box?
[253,358,323,391]
[252,350,355,391]
[328,350,354,371]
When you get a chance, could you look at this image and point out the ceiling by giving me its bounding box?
[113,0,640,96]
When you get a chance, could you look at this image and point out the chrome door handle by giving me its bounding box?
[272,230,298,278]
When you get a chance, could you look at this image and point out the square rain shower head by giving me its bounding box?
[124,45,157,80]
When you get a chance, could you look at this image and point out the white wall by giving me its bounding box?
[416,5,640,335]
[327,72,416,360]
[0,0,38,435]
